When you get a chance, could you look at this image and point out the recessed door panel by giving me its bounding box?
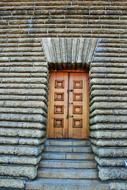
[69,72,89,139]
[47,71,89,139]
[47,72,68,138]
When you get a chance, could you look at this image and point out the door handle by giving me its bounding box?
[66,115,73,118]
[67,89,73,93]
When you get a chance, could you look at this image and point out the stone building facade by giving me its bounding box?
[0,0,127,189]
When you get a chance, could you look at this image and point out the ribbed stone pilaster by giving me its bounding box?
[90,38,127,181]
[0,35,48,188]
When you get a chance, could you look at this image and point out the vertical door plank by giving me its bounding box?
[69,72,89,139]
[47,72,68,138]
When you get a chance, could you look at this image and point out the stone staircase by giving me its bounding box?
[26,139,109,190]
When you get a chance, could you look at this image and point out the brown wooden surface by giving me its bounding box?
[47,70,89,139]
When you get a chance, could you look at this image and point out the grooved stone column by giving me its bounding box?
[90,38,127,180]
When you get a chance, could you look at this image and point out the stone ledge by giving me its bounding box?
[91,78,127,85]
[99,167,127,180]
[0,155,42,165]
[90,116,127,124]
[0,128,46,138]
[0,144,44,156]
[0,137,45,145]
[0,165,37,179]
[91,139,127,146]
[109,182,127,190]
[90,102,127,111]
[0,178,25,189]
[90,130,127,139]
[92,145,127,157]
[95,156,126,167]
[0,121,46,129]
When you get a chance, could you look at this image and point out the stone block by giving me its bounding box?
[0,113,46,122]
[90,115,127,124]
[0,89,47,95]
[91,78,127,85]
[0,100,47,109]
[109,182,127,190]
[0,144,44,156]
[0,128,46,138]
[95,156,126,167]
[0,121,46,129]
[91,90,127,98]
[0,178,24,189]
[99,167,127,180]
[0,77,48,84]
[0,155,42,165]
[90,130,127,139]
[0,165,37,179]
[91,139,127,146]
[92,145,127,157]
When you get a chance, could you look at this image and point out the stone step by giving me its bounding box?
[39,160,96,169]
[38,168,98,179]
[26,178,109,190]
[42,152,94,160]
[45,146,92,153]
[45,139,90,146]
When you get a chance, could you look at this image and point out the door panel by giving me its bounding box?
[69,73,89,139]
[47,71,89,139]
[48,72,68,138]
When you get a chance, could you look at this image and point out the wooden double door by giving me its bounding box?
[47,70,89,139]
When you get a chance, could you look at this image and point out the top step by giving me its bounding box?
[45,139,90,146]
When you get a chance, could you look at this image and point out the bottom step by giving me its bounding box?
[26,178,109,190]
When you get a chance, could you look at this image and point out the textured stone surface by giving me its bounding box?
[0,1,127,38]
[0,144,44,155]
[0,155,42,165]
[109,182,127,190]
[0,178,25,189]
[0,5,49,184]
[95,157,126,167]
[91,130,127,139]
[90,38,127,182]
[0,165,38,179]
[99,167,127,180]
[0,0,127,188]
[91,139,127,147]
[93,146,127,157]
[42,38,97,66]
